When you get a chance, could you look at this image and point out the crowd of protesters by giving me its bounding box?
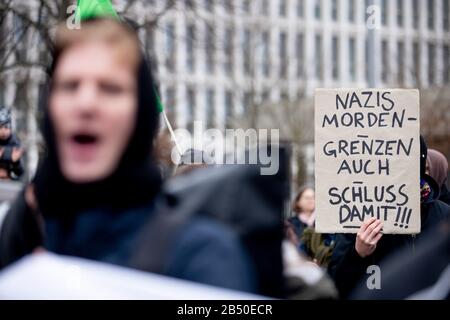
[0,17,449,300]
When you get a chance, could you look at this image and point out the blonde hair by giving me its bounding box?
[53,18,141,72]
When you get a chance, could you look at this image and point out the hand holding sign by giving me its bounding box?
[355,218,383,258]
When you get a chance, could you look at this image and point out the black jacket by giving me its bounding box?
[351,215,450,299]
[328,179,450,299]
[439,183,450,206]
[0,134,24,179]
[288,216,308,239]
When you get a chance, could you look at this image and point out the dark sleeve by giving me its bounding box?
[10,158,24,178]
[0,191,43,270]
[0,146,12,162]
[327,233,373,299]
[352,217,450,299]
[164,217,257,293]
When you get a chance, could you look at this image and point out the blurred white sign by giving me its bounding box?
[0,253,266,300]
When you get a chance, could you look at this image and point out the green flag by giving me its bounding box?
[155,89,164,113]
[76,0,119,21]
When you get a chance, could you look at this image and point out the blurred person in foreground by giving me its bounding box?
[0,107,24,180]
[0,18,255,293]
[328,136,450,299]
[283,221,338,300]
[426,149,450,206]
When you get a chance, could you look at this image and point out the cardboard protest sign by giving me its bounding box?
[314,89,420,234]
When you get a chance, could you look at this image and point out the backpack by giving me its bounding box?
[130,148,290,298]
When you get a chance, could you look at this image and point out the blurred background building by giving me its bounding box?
[0,0,449,186]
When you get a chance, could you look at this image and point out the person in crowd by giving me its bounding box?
[174,148,215,176]
[351,214,450,299]
[288,187,316,238]
[0,107,24,180]
[328,136,450,299]
[153,130,176,179]
[288,187,335,267]
[427,149,450,206]
[0,18,256,293]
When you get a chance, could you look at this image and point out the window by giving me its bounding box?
[397,0,403,27]
[428,43,435,85]
[427,0,434,30]
[279,32,288,78]
[412,0,419,29]
[186,88,196,132]
[331,0,338,21]
[314,0,321,19]
[204,0,213,12]
[280,90,289,102]
[315,34,323,80]
[262,31,271,77]
[243,29,251,75]
[332,36,339,80]
[348,0,355,23]
[224,0,234,14]
[185,0,195,10]
[296,33,304,78]
[443,45,449,83]
[397,41,404,84]
[260,0,269,15]
[381,40,389,82]
[279,0,287,16]
[349,37,356,81]
[297,0,304,17]
[243,92,252,114]
[225,91,234,128]
[165,23,176,72]
[364,0,371,22]
[365,37,370,81]
[381,0,387,26]
[206,89,215,128]
[262,90,270,103]
[224,28,234,75]
[443,0,449,31]
[412,42,420,85]
[205,24,215,73]
[243,0,251,13]
[164,0,175,9]
[186,24,196,72]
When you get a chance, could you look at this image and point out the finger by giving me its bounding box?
[362,219,381,240]
[360,217,376,233]
[366,222,383,243]
[370,232,383,246]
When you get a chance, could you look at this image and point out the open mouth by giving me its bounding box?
[72,134,98,145]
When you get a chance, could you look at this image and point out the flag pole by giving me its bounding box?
[162,110,182,157]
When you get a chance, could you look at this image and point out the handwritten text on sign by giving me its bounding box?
[315,89,420,234]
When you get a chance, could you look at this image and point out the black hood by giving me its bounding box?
[423,174,441,203]
[33,54,162,218]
